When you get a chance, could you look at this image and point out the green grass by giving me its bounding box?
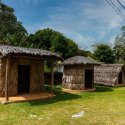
[0,86,125,125]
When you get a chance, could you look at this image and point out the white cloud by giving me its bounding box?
[109,35,116,47]
[25,0,125,49]
[80,0,123,29]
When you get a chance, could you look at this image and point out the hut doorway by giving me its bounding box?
[85,70,93,89]
[118,72,122,84]
[18,65,30,94]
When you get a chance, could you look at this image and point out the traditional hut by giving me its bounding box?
[62,56,99,90]
[0,45,62,101]
[94,64,125,86]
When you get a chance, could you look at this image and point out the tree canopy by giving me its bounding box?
[114,26,125,62]
[0,1,27,46]
[27,28,79,59]
[93,44,115,63]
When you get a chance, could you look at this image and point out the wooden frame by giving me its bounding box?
[5,57,10,101]
[51,62,54,93]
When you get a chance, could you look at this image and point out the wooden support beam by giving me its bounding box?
[5,57,10,102]
[51,62,54,93]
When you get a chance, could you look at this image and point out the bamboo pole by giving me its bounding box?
[51,62,54,93]
[5,57,10,102]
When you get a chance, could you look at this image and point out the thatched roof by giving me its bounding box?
[94,64,123,86]
[0,45,62,60]
[63,56,99,65]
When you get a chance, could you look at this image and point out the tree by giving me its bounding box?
[27,28,78,59]
[0,1,27,46]
[93,44,115,63]
[65,39,79,58]
[77,49,92,57]
[114,26,125,62]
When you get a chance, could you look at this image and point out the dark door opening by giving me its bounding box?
[18,65,30,94]
[118,72,122,84]
[85,70,93,89]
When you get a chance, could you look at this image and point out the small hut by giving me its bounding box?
[62,56,99,90]
[0,45,62,101]
[94,64,125,86]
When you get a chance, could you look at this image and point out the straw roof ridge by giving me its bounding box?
[63,56,99,65]
[0,45,62,60]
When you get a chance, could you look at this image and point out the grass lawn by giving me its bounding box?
[0,86,125,125]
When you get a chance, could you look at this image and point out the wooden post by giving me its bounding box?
[51,62,54,93]
[5,57,10,102]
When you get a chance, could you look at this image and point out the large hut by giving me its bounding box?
[0,45,62,102]
[62,56,99,91]
[94,64,125,86]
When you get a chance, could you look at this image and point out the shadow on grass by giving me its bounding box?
[29,87,81,106]
[95,86,113,92]
[28,85,113,106]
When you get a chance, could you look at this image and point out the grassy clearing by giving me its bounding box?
[0,86,125,125]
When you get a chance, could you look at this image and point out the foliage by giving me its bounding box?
[27,28,78,59]
[93,44,115,63]
[114,26,125,62]
[27,29,92,59]
[0,1,27,46]
[77,49,92,57]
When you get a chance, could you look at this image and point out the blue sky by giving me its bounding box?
[3,0,125,50]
